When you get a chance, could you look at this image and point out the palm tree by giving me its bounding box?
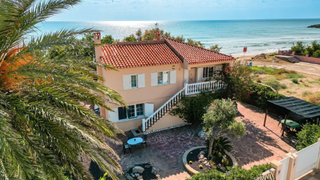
[0,1,125,179]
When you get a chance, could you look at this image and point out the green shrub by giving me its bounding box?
[296,124,320,151]
[291,78,299,84]
[313,50,320,58]
[169,91,218,124]
[263,79,287,91]
[188,164,272,180]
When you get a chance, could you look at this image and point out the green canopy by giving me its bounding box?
[267,97,320,124]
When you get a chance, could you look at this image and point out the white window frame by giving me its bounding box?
[131,74,138,89]
[158,71,170,85]
[118,103,145,121]
[203,66,215,79]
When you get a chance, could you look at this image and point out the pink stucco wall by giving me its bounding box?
[295,55,320,64]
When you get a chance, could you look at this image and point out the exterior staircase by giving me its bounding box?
[276,55,300,63]
[141,80,223,132]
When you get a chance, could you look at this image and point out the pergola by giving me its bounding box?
[264,97,320,136]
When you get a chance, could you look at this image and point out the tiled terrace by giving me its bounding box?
[106,102,294,180]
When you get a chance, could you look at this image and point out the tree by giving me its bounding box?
[135,29,142,41]
[203,99,246,157]
[290,41,305,54]
[0,1,125,179]
[123,34,137,42]
[186,38,204,48]
[209,44,222,52]
[101,35,115,44]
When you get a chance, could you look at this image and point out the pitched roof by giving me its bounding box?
[164,38,235,65]
[100,40,181,69]
[100,38,235,69]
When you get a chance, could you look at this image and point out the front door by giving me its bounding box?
[188,68,196,84]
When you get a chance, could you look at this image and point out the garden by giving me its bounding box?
[168,62,287,179]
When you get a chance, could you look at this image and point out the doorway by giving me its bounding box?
[188,68,197,84]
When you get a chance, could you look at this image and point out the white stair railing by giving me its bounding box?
[141,80,223,132]
[255,168,276,180]
[142,88,186,132]
[185,80,223,95]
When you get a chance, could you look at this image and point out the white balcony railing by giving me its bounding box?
[185,80,223,95]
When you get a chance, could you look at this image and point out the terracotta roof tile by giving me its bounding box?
[164,38,235,64]
[100,38,235,69]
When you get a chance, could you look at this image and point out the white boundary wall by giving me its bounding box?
[279,157,290,180]
[295,141,320,178]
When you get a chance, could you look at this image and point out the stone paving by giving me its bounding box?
[106,102,295,179]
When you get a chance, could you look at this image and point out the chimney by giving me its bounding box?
[93,32,101,44]
[155,31,161,40]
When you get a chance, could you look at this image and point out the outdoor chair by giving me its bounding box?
[127,133,134,140]
[141,135,148,147]
[123,142,132,154]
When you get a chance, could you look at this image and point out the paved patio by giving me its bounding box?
[106,102,295,179]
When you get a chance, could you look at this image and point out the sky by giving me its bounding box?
[49,0,320,21]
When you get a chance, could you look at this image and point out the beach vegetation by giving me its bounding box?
[307,92,320,105]
[313,50,320,58]
[302,91,311,97]
[291,40,320,57]
[291,78,299,84]
[290,41,305,54]
[0,0,125,179]
[262,79,287,91]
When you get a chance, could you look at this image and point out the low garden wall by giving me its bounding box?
[295,55,320,65]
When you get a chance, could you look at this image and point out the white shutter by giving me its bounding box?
[108,108,119,122]
[138,74,145,88]
[151,72,158,86]
[197,67,203,82]
[144,103,154,117]
[216,65,223,71]
[123,75,131,90]
[170,70,176,84]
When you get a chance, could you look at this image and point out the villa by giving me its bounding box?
[93,32,235,133]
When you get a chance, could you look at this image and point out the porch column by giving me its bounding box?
[271,160,282,180]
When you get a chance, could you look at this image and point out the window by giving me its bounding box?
[158,71,170,85]
[118,104,144,120]
[131,75,137,88]
[203,67,215,78]
[136,104,144,116]
[118,107,127,120]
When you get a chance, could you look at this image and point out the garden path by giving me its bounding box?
[99,102,295,179]
[232,102,295,169]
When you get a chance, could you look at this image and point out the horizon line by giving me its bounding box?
[46,17,320,22]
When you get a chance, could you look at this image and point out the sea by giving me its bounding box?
[36,19,320,56]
